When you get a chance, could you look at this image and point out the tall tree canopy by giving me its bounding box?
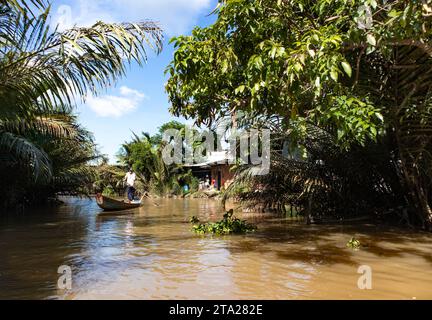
[166,0,432,228]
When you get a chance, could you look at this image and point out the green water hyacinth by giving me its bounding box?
[190,210,257,235]
[347,237,361,250]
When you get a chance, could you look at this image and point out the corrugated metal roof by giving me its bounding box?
[183,151,233,168]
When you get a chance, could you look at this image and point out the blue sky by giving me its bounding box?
[49,0,218,163]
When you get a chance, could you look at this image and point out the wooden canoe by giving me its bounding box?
[96,194,142,211]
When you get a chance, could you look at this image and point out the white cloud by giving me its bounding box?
[52,0,214,36]
[119,86,146,99]
[86,86,146,118]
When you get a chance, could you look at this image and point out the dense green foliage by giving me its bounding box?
[92,161,129,197]
[118,122,199,196]
[0,112,98,207]
[0,0,163,209]
[167,0,432,229]
[190,210,257,235]
[166,0,387,144]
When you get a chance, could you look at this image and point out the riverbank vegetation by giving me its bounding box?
[92,160,129,197]
[166,0,432,230]
[117,121,200,197]
[0,0,162,210]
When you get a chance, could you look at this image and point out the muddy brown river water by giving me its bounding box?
[0,197,431,299]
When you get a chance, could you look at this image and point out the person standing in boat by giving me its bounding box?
[124,167,136,202]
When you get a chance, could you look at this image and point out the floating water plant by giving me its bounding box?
[190,210,257,235]
[346,237,361,249]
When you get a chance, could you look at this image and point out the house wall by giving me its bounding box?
[210,164,235,190]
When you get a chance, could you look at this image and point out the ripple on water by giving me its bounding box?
[1,198,432,299]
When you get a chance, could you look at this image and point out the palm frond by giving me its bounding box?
[0,7,163,116]
[0,131,51,181]
[0,114,90,142]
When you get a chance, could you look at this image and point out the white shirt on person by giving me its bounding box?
[125,172,136,187]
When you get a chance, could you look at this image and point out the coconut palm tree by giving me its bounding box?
[0,0,163,208]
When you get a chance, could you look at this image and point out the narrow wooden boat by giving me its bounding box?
[96,194,142,211]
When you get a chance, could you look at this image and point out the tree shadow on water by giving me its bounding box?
[225,221,432,267]
[276,244,357,266]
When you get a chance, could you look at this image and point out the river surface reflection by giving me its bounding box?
[0,197,431,299]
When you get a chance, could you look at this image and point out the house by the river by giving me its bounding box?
[184,151,235,191]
